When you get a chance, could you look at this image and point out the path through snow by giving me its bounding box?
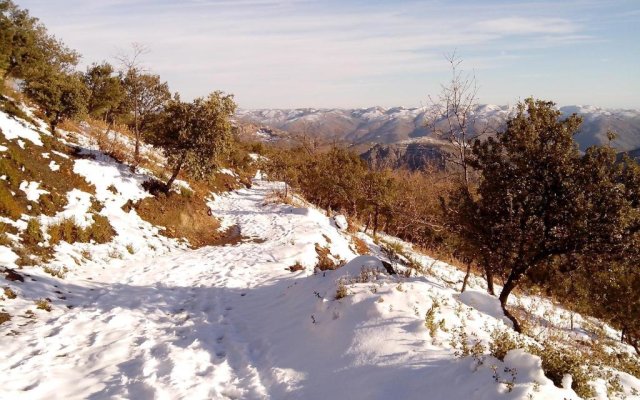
[1,179,589,400]
[1,180,354,399]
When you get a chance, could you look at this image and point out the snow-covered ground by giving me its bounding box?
[5,173,634,398]
[1,105,639,399]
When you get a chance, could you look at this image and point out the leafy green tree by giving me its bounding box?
[149,91,236,191]
[0,1,78,83]
[554,152,640,352]
[83,62,125,123]
[0,0,14,81]
[457,98,640,332]
[23,68,88,135]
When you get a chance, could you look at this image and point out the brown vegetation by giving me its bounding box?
[134,189,222,248]
[47,215,115,245]
[314,243,345,271]
[351,236,369,255]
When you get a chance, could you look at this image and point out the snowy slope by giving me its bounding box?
[1,176,587,400]
[1,104,639,399]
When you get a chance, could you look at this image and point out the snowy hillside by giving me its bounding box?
[1,105,639,399]
[237,105,640,152]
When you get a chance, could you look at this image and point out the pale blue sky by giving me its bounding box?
[16,0,640,109]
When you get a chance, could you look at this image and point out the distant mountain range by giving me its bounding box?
[237,104,640,169]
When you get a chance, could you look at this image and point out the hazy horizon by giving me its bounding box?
[16,0,640,110]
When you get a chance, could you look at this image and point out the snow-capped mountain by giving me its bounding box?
[237,105,640,152]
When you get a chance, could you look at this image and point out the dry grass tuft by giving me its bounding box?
[135,190,223,248]
[47,215,115,245]
[314,243,346,271]
[3,286,17,299]
[287,261,305,272]
[351,236,369,255]
[35,298,52,312]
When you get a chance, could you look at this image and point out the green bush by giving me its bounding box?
[179,186,194,198]
[489,328,524,361]
[529,342,595,399]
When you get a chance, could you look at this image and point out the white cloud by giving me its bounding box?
[472,17,578,35]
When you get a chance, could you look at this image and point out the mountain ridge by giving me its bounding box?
[237,104,640,153]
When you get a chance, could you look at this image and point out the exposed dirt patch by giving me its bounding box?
[209,225,266,246]
[135,191,224,248]
[0,311,10,325]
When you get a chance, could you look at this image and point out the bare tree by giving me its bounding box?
[426,51,495,294]
[114,43,148,166]
[293,119,322,156]
[426,51,486,187]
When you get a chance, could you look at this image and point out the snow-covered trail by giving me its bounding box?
[2,180,346,399]
[3,103,638,400]
[1,179,593,400]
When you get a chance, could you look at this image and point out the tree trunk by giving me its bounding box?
[133,96,140,166]
[134,132,141,166]
[165,153,187,192]
[364,213,371,234]
[499,274,522,333]
[461,146,469,188]
[373,207,380,238]
[50,119,59,137]
[484,265,495,295]
[461,262,472,293]
[103,120,113,150]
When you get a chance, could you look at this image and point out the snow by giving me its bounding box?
[72,151,178,257]
[52,150,70,159]
[19,181,49,201]
[0,215,28,231]
[0,245,19,266]
[458,289,513,326]
[2,174,610,399]
[0,108,638,399]
[333,214,348,230]
[0,145,7,151]
[248,152,267,162]
[219,167,238,177]
[42,189,93,229]
[0,111,43,146]
[48,160,60,171]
